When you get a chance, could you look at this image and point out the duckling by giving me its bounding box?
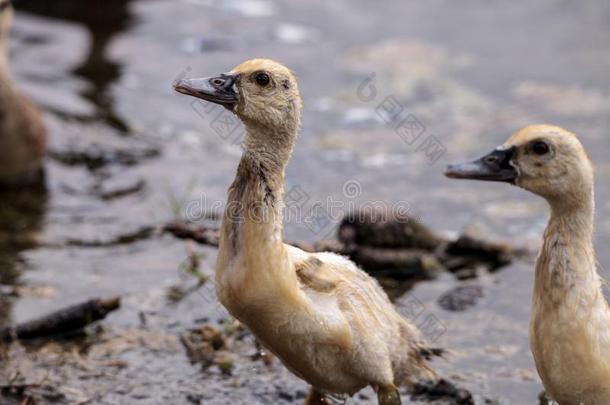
[175,59,437,404]
[0,0,47,187]
[446,125,610,404]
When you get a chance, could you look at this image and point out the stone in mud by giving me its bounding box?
[310,239,441,279]
[438,285,484,312]
[338,210,444,250]
[181,324,239,375]
[411,378,474,405]
[350,246,442,279]
[444,232,514,270]
[336,211,516,279]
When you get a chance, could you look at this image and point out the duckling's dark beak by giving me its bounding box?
[445,147,518,183]
[174,73,239,110]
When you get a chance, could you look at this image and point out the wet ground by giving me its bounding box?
[2,0,610,403]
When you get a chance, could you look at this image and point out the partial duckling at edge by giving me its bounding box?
[175,59,438,404]
[0,0,47,187]
[446,125,610,405]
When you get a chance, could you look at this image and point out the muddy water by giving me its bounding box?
[2,0,610,403]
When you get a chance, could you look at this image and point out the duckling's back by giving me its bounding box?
[280,246,437,393]
[311,251,437,386]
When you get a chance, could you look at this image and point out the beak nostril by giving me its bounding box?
[485,156,498,165]
[211,78,224,86]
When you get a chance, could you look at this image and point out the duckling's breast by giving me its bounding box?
[530,289,610,404]
[227,291,370,394]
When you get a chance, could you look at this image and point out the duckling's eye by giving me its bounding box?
[254,72,270,87]
[532,141,550,156]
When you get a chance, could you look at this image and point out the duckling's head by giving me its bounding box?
[0,0,13,40]
[174,58,302,131]
[445,125,594,205]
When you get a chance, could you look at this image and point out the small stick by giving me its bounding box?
[0,296,121,342]
[163,222,219,247]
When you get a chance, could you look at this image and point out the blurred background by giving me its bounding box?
[1,0,610,403]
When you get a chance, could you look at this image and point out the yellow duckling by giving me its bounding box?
[0,0,47,187]
[446,125,610,404]
[175,59,437,404]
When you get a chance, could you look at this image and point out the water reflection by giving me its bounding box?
[14,0,133,133]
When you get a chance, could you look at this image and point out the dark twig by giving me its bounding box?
[164,222,219,247]
[0,296,121,342]
[66,226,156,248]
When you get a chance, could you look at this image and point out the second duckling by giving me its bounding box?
[446,125,610,405]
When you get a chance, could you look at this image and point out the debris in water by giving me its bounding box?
[411,378,474,404]
[167,243,208,303]
[438,285,484,312]
[50,143,159,170]
[338,211,443,250]
[443,232,514,270]
[164,221,219,247]
[181,324,231,372]
[66,226,156,247]
[164,212,518,281]
[0,296,121,342]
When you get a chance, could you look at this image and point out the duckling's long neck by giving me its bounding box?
[529,190,610,397]
[225,132,293,254]
[531,189,609,353]
[216,121,298,294]
[535,195,599,308]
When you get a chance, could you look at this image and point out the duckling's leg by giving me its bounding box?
[304,387,327,404]
[377,385,401,405]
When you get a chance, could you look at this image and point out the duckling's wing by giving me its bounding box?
[287,243,381,296]
[288,245,339,293]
